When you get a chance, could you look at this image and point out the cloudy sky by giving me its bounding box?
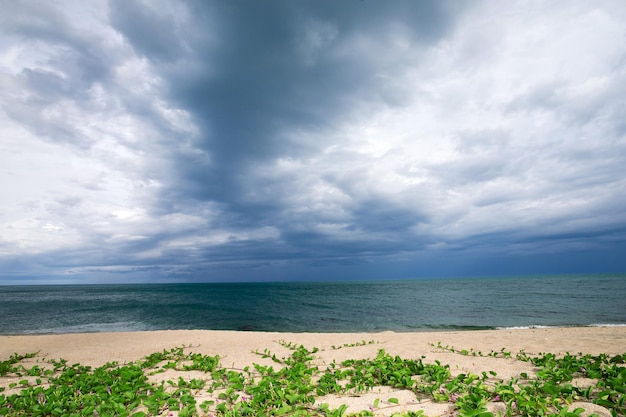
[1,0,625,284]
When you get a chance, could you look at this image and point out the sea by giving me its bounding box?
[1,274,625,335]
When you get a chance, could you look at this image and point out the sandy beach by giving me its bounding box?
[2,326,625,416]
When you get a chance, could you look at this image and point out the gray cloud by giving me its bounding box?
[130,1,461,199]
[1,0,625,283]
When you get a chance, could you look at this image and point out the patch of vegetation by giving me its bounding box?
[1,342,624,416]
[0,353,38,377]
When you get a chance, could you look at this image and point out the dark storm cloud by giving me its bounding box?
[2,0,626,283]
[102,0,463,267]
[109,0,459,202]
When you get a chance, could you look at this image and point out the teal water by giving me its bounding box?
[1,274,625,334]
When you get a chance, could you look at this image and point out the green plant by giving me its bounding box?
[2,344,624,417]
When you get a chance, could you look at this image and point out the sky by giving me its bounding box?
[1,0,626,284]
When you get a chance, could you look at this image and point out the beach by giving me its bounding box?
[2,326,625,416]
[2,326,626,369]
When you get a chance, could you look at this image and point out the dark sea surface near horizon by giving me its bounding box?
[1,274,625,335]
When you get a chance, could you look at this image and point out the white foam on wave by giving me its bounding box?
[496,325,554,330]
[497,323,626,330]
[24,321,154,335]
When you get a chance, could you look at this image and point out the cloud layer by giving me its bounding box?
[1,0,625,283]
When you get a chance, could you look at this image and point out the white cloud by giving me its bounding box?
[1,0,625,281]
[252,0,626,252]
[0,1,202,266]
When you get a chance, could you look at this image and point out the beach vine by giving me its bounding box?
[0,343,624,417]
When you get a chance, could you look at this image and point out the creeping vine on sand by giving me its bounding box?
[1,343,624,417]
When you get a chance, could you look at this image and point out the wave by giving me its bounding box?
[409,324,498,331]
[22,321,154,335]
[497,323,626,330]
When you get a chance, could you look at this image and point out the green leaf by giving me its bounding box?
[594,398,615,408]
[276,404,293,415]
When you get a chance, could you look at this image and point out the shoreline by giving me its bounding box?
[3,323,626,338]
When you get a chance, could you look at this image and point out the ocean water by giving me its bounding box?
[0,274,625,335]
